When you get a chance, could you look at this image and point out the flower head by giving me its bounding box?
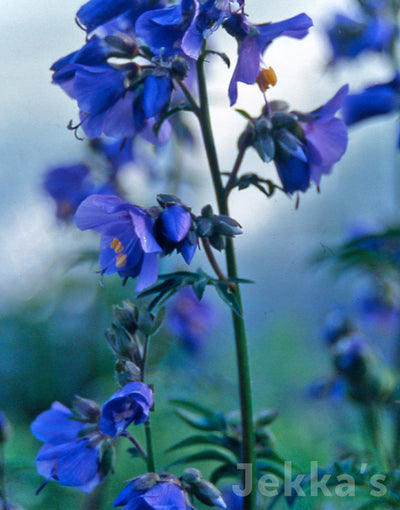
[227,13,313,105]
[114,474,190,510]
[167,287,216,352]
[326,12,397,62]
[75,194,162,290]
[342,73,400,127]
[99,382,153,436]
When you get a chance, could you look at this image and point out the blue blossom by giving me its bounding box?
[220,486,242,510]
[75,194,162,291]
[227,13,313,105]
[135,0,197,58]
[156,203,197,264]
[43,164,95,220]
[167,287,216,352]
[332,333,366,375]
[322,308,352,346]
[99,382,153,436]
[114,474,190,510]
[77,0,167,34]
[326,13,396,62]
[273,85,348,193]
[90,137,135,177]
[342,74,400,127]
[354,284,400,335]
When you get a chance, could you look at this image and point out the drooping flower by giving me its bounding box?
[114,473,190,510]
[99,382,153,436]
[326,13,397,63]
[75,194,162,291]
[32,383,153,493]
[250,85,348,193]
[342,73,400,127]
[226,13,313,105]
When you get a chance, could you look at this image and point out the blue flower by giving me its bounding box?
[43,164,95,220]
[322,308,352,346]
[273,85,348,193]
[77,0,167,34]
[227,13,313,105]
[156,203,197,264]
[135,0,196,58]
[99,382,153,436]
[114,474,190,510]
[167,287,215,353]
[75,194,162,291]
[326,13,397,62]
[35,437,108,493]
[90,137,135,177]
[342,74,400,127]
[31,401,109,493]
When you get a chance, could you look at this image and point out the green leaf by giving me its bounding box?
[255,460,286,480]
[167,434,239,457]
[235,109,253,121]
[171,399,227,432]
[167,449,237,468]
[204,50,230,67]
[210,464,239,485]
[214,281,242,317]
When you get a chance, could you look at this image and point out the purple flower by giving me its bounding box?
[167,287,215,352]
[90,137,135,177]
[114,475,190,510]
[227,13,313,105]
[99,382,153,436]
[342,74,400,127]
[272,85,348,193]
[75,194,162,291]
[326,13,397,62]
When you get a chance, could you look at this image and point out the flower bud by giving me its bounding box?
[255,409,279,427]
[113,301,140,336]
[115,359,142,385]
[72,396,101,423]
[192,480,226,508]
[171,55,189,80]
[132,473,160,490]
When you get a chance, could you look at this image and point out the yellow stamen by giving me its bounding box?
[116,254,127,268]
[256,66,277,92]
[110,238,124,253]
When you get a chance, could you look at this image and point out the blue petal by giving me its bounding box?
[342,86,397,125]
[143,75,173,118]
[31,402,84,444]
[77,0,135,33]
[275,156,310,194]
[161,205,191,243]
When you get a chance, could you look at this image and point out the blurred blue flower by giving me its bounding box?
[326,13,396,62]
[76,0,167,34]
[227,13,313,105]
[273,85,348,193]
[342,73,400,127]
[90,136,135,177]
[307,377,346,402]
[354,284,400,335]
[167,287,216,353]
[75,194,162,291]
[220,485,242,510]
[114,474,189,510]
[322,308,353,346]
[332,333,366,375]
[99,382,153,436]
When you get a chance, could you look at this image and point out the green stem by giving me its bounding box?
[361,405,384,469]
[196,52,256,510]
[141,336,156,473]
[0,445,7,510]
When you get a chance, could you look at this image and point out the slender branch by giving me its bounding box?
[224,132,252,198]
[177,81,200,115]
[201,238,234,288]
[195,50,256,510]
[120,430,148,461]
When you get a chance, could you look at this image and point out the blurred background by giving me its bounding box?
[1,0,399,508]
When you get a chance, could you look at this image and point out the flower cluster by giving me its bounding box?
[51,0,316,141]
[74,194,242,290]
[31,382,153,492]
[242,86,348,194]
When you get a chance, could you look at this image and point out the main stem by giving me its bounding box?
[141,335,156,473]
[196,54,256,510]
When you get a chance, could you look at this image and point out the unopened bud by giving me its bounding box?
[73,396,101,423]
